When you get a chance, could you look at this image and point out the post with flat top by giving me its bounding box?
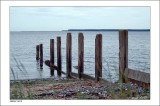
[50,39,54,67]
[95,34,102,82]
[57,37,62,76]
[40,44,43,68]
[66,33,72,78]
[119,30,128,83]
[36,45,39,61]
[78,33,84,79]
[50,39,54,75]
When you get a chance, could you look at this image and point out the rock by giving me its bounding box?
[98,92,101,95]
[98,93,106,99]
[144,89,150,93]
[131,90,137,97]
[86,90,90,94]
[35,90,55,96]
[131,97,139,100]
[58,94,66,98]
[58,90,76,98]
[102,91,107,94]
[138,87,143,95]
[90,90,99,96]
[140,96,149,99]
[81,90,90,95]
[114,87,121,92]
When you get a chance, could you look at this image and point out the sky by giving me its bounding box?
[10,7,150,31]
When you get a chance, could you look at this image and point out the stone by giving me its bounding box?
[138,87,143,95]
[114,87,121,92]
[35,90,55,97]
[131,90,137,97]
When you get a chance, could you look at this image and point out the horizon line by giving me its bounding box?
[10,28,150,32]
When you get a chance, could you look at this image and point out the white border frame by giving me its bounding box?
[1,1,159,105]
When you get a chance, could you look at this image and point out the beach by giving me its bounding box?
[10,76,150,100]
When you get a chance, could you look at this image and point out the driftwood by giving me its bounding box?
[45,60,58,70]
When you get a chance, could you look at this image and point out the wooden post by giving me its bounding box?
[78,33,84,79]
[50,39,54,75]
[50,68,54,76]
[57,37,62,76]
[66,33,72,78]
[36,45,39,60]
[119,30,128,83]
[99,34,102,77]
[40,44,43,68]
[95,34,102,82]
[50,39,54,67]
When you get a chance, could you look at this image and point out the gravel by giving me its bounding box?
[10,79,150,100]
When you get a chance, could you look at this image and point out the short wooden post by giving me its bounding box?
[57,37,62,76]
[119,30,128,83]
[66,33,72,78]
[50,39,54,67]
[36,45,39,60]
[78,33,84,79]
[40,44,43,68]
[95,34,102,82]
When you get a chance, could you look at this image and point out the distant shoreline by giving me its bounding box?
[67,29,150,32]
[10,29,150,32]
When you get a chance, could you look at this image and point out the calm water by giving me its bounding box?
[10,31,150,82]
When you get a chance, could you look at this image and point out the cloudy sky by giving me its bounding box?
[10,7,150,31]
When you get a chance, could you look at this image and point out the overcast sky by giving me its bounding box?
[10,7,150,31]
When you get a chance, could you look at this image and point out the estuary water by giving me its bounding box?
[10,30,150,82]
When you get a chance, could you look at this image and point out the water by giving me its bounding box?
[10,31,150,82]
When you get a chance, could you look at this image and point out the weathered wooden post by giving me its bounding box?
[57,37,62,76]
[50,39,54,75]
[119,30,128,83]
[36,45,39,60]
[50,39,54,67]
[78,33,84,79]
[40,44,43,68]
[66,33,72,78]
[95,34,102,82]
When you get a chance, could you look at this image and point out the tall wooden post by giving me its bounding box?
[119,30,128,83]
[50,39,54,75]
[57,37,62,76]
[95,34,102,82]
[66,33,72,78]
[36,45,39,60]
[50,39,54,67]
[40,44,43,68]
[78,33,84,79]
